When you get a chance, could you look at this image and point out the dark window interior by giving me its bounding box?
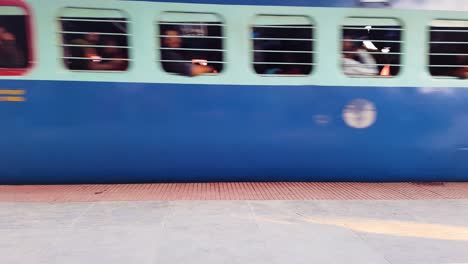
[429,25,468,78]
[159,21,224,73]
[60,17,129,71]
[0,15,28,68]
[252,25,313,75]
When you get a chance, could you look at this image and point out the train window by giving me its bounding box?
[429,20,468,79]
[251,15,314,76]
[0,5,30,73]
[58,8,130,71]
[342,17,402,77]
[158,12,224,76]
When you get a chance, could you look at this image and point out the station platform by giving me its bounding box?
[2,182,468,264]
[2,182,468,202]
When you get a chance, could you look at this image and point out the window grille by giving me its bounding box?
[251,15,314,76]
[342,17,402,77]
[59,8,130,71]
[158,12,224,76]
[429,19,468,79]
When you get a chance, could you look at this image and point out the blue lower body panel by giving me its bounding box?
[0,80,467,184]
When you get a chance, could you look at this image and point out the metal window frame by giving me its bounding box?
[156,11,226,76]
[428,19,468,79]
[250,14,315,77]
[57,7,131,72]
[341,16,404,78]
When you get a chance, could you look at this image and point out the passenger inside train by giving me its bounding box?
[61,17,129,71]
[68,34,128,71]
[68,33,99,70]
[0,16,27,68]
[341,22,402,77]
[342,35,379,76]
[160,28,215,76]
[0,25,22,68]
[88,39,128,71]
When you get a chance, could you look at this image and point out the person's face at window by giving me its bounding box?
[343,36,355,51]
[342,36,357,59]
[0,27,14,42]
[164,30,182,48]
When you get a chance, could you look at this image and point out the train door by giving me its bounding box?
[0,0,34,180]
[0,0,33,76]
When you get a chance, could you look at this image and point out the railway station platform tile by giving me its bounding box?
[1,182,468,264]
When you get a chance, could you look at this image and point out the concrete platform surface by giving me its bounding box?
[2,199,468,264]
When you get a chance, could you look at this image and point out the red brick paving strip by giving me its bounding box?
[0,182,467,203]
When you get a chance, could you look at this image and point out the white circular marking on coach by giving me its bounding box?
[342,99,377,129]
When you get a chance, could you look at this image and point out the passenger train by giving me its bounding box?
[0,0,467,184]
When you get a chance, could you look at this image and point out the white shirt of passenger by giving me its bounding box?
[343,49,379,76]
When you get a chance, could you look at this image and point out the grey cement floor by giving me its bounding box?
[2,200,468,264]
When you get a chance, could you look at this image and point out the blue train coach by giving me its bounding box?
[0,0,467,184]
